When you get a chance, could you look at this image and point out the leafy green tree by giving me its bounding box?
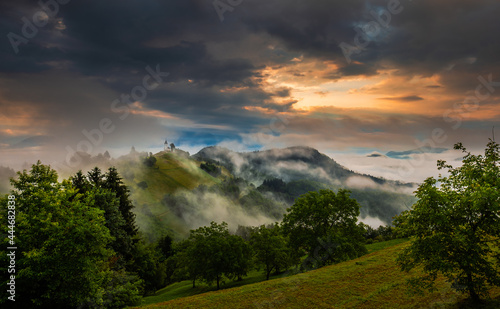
[282,189,367,267]
[250,224,292,280]
[170,239,198,287]
[143,155,157,168]
[0,162,113,308]
[181,222,251,289]
[132,240,167,294]
[226,234,253,281]
[97,270,143,309]
[396,140,500,302]
[200,162,221,177]
[187,222,229,289]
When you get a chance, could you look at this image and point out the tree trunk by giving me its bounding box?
[217,276,220,290]
[192,279,196,288]
[467,272,480,303]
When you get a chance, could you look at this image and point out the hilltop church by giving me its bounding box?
[164,140,174,152]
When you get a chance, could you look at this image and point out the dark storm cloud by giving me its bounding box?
[1,0,500,163]
[3,0,500,80]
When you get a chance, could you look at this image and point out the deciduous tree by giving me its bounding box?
[250,224,292,280]
[0,162,113,308]
[282,189,367,267]
[396,140,500,302]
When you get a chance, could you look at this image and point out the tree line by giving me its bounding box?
[160,188,370,290]
[0,166,375,308]
[2,140,496,307]
[0,164,169,308]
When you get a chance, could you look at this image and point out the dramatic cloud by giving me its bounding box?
[1,0,499,182]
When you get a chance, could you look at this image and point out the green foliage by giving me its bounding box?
[157,235,174,260]
[71,167,139,266]
[226,234,253,281]
[250,224,293,280]
[0,162,168,308]
[259,178,288,193]
[360,223,396,243]
[215,177,242,200]
[282,189,367,267]
[178,222,253,289]
[396,140,500,302]
[200,162,221,177]
[132,240,167,294]
[239,189,285,219]
[103,167,139,239]
[91,188,133,269]
[95,270,143,309]
[0,162,113,308]
[75,167,170,298]
[141,240,500,309]
[144,155,157,168]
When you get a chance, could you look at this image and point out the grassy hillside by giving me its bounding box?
[116,151,224,239]
[120,152,220,193]
[135,240,500,308]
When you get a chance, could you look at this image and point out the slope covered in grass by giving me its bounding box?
[136,240,500,308]
[116,151,223,239]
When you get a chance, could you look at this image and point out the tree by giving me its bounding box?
[282,189,367,267]
[171,239,198,288]
[226,234,253,281]
[71,167,139,265]
[103,167,138,240]
[133,240,166,294]
[200,162,221,177]
[396,140,500,302]
[0,162,113,308]
[157,235,174,260]
[90,188,133,269]
[250,224,292,280]
[143,155,157,168]
[181,222,251,289]
[170,143,176,151]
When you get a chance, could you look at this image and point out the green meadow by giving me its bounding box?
[135,239,500,309]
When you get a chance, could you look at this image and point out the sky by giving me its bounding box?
[0,0,499,182]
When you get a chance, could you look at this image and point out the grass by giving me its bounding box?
[134,239,500,308]
[365,238,409,254]
[117,151,223,238]
[139,270,269,306]
[137,239,407,306]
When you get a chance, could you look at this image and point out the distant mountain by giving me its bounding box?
[62,146,417,241]
[193,146,417,225]
[193,146,414,189]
